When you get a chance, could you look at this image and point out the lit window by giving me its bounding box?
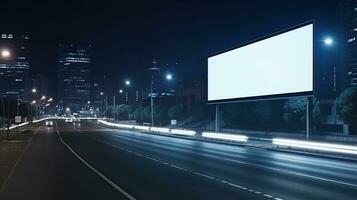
[1,34,6,38]
[347,37,356,43]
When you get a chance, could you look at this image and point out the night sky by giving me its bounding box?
[1,0,339,95]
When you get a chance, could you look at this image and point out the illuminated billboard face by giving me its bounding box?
[208,23,313,103]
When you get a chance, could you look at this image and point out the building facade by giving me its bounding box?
[0,33,31,102]
[338,0,357,91]
[58,44,91,113]
[91,75,107,114]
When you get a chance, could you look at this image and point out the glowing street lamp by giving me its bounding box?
[1,49,10,58]
[47,98,53,102]
[31,100,36,104]
[324,37,333,46]
[165,73,173,80]
[119,89,123,93]
[125,80,131,86]
[41,96,46,100]
[32,88,37,93]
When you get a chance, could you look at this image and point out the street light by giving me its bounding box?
[324,37,333,46]
[32,88,37,93]
[165,73,172,80]
[1,49,10,58]
[31,100,36,104]
[119,89,123,93]
[47,98,53,102]
[125,80,131,86]
[41,96,46,100]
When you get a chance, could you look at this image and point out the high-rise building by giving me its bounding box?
[144,59,175,100]
[58,44,91,112]
[338,0,357,92]
[0,33,31,102]
[91,75,106,114]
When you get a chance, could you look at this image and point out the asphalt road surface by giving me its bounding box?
[1,120,357,200]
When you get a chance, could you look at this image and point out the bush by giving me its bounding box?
[336,87,357,132]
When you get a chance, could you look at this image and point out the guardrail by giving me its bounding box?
[202,131,248,142]
[6,117,51,130]
[97,119,357,156]
[97,119,197,137]
[273,138,357,155]
[97,119,248,142]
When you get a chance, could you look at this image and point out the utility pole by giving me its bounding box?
[150,82,154,126]
[215,104,220,132]
[306,96,312,139]
[113,95,116,121]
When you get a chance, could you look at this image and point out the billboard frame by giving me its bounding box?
[207,20,315,105]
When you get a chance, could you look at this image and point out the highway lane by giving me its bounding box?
[0,123,127,200]
[58,121,357,200]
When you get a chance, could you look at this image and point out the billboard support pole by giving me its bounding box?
[215,104,220,132]
[306,96,312,139]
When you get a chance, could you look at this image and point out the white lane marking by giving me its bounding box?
[0,126,41,193]
[294,172,357,188]
[56,123,135,200]
[91,137,283,200]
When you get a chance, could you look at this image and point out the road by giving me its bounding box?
[1,120,357,200]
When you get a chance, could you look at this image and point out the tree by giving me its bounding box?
[283,97,320,127]
[168,105,185,119]
[140,106,151,122]
[115,104,133,120]
[104,106,114,118]
[336,86,357,133]
[133,107,142,121]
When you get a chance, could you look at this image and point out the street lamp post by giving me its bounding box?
[1,49,11,138]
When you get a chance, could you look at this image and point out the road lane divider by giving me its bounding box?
[273,138,357,155]
[202,132,248,142]
[133,125,150,131]
[170,129,196,136]
[150,127,170,134]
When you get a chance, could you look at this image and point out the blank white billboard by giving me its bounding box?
[208,23,313,103]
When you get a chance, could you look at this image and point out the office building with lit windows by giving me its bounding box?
[0,33,31,102]
[338,0,357,90]
[58,44,91,112]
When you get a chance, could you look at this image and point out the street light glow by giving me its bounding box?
[47,98,53,102]
[100,92,104,95]
[125,80,131,86]
[32,88,37,93]
[119,89,123,93]
[66,107,70,111]
[41,96,46,100]
[1,49,10,58]
[166,73,173,80]
[31,100,36,104]
[324,37,333,46]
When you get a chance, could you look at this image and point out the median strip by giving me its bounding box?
[202,131,248,142]
[273,138,357,155]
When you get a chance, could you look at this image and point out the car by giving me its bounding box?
[65,118,73,123]
[46,120,53,127]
